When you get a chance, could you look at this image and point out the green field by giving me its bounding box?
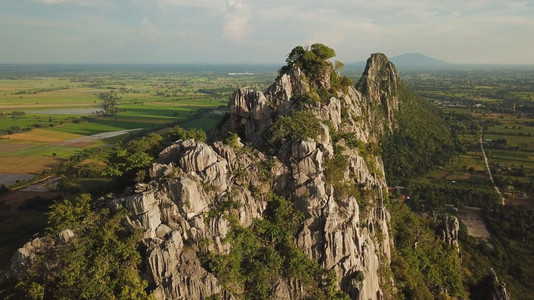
[0,67,275,178]
[402,68,534,209]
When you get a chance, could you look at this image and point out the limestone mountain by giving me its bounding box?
[5,45,469,299]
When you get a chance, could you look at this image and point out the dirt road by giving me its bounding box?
[480,135,505,205]
[58,128,142,145]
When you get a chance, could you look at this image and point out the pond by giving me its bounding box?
[0,173,34,187]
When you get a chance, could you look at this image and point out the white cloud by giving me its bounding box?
[154,0,227,14]
[31,0,114,8]
[32,0,66,4]
[3,0,534,63]
[222,0,251,41]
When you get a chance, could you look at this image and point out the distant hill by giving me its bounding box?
[390,53,450,67]
[346,53,450,71]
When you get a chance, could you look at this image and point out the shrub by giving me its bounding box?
[168,125,207,143]
[200,193,349,299]
[270,111,322,142]
[224,132,240,147]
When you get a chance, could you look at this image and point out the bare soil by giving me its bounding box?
[0,143,33,154]
[457,206,491,243]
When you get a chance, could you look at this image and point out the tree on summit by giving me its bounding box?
[286,46,306,65]
[283,43,336,68]
[279,43,353,95]
[280,43,336,76]
[310,43,336,60]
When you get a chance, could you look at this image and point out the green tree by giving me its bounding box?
[99,92,120,116]
[104,133,163,184]
[7,125,21,134]
[334,60,345,71]
[270,110,322,142]
[168,125,207,143]
[286,46,306,65]
[15,194,151,300]
[310,43,336,60]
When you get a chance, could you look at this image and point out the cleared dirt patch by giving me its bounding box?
[20,177,60,192]
[457,207,491,243]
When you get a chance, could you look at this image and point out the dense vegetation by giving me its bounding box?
[381,67,534,299]
[269,110,322,143]
[381,83,457,185]
[463,205,534,299]
[387,196,464,299]
[200,193,348,300]
[1,194,150,300]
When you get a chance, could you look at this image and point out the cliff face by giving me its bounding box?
[356,53,400,140]
[9,52,401,299]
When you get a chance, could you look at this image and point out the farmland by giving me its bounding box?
[397,66,534,298]
[0,64,277,268]
[0,64,277,183]
[398,67,534,208]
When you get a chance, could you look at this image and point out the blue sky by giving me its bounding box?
[1,0,533,64]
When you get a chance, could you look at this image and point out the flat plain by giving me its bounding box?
[0,65,276,182]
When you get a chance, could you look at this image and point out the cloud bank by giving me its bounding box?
[2,0,533,63]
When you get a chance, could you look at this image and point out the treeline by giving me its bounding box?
[405,179,500,211]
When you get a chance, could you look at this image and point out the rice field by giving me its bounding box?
[0,66,275,184]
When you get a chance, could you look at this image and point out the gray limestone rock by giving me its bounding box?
[438,214,460,247]
[7,52,405,300]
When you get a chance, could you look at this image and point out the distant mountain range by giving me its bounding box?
[347,53,450,70]
[390,53,450,67]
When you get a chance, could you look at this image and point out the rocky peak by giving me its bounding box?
[8,46,399,300]
[356,53,400,136]
[221,47,396,299]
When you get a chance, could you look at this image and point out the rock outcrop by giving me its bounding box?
[356,53,400,140]
[8,51,403,299]
[438,214,460,248]
[488,268,510,300]
[8,229,74,278]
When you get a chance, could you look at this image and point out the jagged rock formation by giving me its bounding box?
[356,53,400,140]
[8,51,403,299]
[488,269,510,300]
[438,214,460,248]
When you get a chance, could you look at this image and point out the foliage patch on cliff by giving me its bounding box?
[200,193,349,300]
